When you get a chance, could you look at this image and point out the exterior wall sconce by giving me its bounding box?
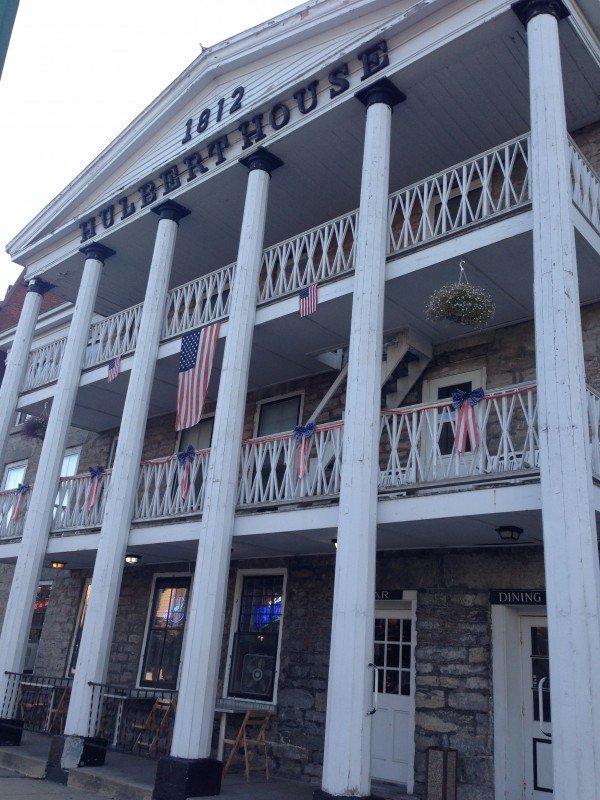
[331,538,338,549]
[496,525,523,542]
[50,561,66,569]
[124,553,141,565]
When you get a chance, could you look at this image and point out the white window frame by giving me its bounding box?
[222,568,288,707]
[253,391,304,438]
[174,414,215,452]
[2,460,28,490]
[422,368,486,404]
[136,571,192,690]
[60,447,81,476]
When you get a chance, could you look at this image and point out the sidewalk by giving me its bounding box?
[0,767,111,799]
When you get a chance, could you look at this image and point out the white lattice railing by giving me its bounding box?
[569,138,600,233]
[23,338,67,392]
[133,450,211,522]
[258,211,358,303]
[238,422,344,506]
[51,470,112,531]
[588,387,600,480]
[84,305,143,369]
[163,263,234,340]
[0,488,29,540]
[379,384,539,488]
[388,134,530,253]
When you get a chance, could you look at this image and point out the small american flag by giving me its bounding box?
[107,356,121,383]
[175,323,220,431]
[299,283,318,317]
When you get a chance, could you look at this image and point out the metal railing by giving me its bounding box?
[2,672,72,735]
[23,135,535,393]
[88,682,177,758]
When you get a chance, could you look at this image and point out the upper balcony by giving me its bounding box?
[15,133,600,432]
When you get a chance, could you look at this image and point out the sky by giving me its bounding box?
[0,0,303,299]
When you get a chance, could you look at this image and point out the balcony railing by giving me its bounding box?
[0,487,30,540]
[569,138,600,233]
[23,135,535,394]
[44,383,600,534]
[133,450,211,523]
[52,470,112,532]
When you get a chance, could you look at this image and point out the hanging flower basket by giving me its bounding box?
[20,415,48,440]
[425,282,495,327]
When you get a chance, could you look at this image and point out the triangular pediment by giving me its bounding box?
[9,0,448,269]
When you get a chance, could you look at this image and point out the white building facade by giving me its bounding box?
[1,1,600,798]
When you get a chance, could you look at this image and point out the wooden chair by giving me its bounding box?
[131,697,176,756]
[19,684,49,729]
[222,711,272,781]
[49,686,71,734]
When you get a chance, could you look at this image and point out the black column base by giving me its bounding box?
[153,756,223,800]
[46,734,108,783]
[313,791,385,800]
[0,717,23,746]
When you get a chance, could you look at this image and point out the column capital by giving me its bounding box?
[355,77,406,110]
[79,243,115,263]
[239,147,284,175]
[151,200,191,224]
[27,278,54,296]
[512,0,569,26]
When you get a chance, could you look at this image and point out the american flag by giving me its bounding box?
[107,356,121,383]
[175,323,220,431]
[299,283,318,317]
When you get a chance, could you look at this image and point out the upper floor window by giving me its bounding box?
[2,460,27,490]
[178,416,214,452]
[256,394,302,437]
[226,571,286,703]
[139,575,191,689]
[60,449,80,477]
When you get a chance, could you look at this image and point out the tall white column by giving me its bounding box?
[167,150,282,766]
[0,279,50,468]
[64,201,190,737]
[320,80,404,799]
[514,1,600,797]
[0,245,112,713]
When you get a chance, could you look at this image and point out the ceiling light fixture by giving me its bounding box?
[331,538,338,549]
[51,561,66,569]
[124,553,141,565]
[496,525,523,542]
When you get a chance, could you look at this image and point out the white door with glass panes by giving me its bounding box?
[371,610,414,784]
[520,616,553,798]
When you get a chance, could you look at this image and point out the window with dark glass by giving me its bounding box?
[437,380,472,455]
[257,396,301,436]
[24,583,52,674]
[228,574,284,702]
[140,577,191,689]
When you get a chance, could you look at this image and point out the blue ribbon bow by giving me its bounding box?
[451,387,485,411]
[16,483,30,495]
[88,466,105,480]
[293,422,316,442]
[177,445,196,465]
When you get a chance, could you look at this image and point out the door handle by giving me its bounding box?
[538,676,551,738]
[367,663,379,716]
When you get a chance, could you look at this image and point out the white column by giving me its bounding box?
[0,280,49,467]
[320,79,404,798]
[169,149,282,760]
[516,1,600,797]
[64,201,190,737]
[0,245,112,713]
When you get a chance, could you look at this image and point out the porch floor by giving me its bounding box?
[0,734,416,799]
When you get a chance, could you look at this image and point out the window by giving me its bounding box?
[256,395,301,437]
[108,436,119,468]
[422,369,486,457]
[139,576,191,689]
[24,582,52,674]
[60,450,80,477]
[67,580,91,677]
[178,417,213,452]
[226,572,286,703]
[2,461,27,490]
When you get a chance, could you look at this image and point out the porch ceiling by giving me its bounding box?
[38,11,600,318]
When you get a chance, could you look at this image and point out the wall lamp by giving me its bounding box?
[496,525,523,542]
[51,561,66,569]
[331,538,338,549]
[124,553,141,565]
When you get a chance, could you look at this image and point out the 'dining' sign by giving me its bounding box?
[489,590,546,606]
